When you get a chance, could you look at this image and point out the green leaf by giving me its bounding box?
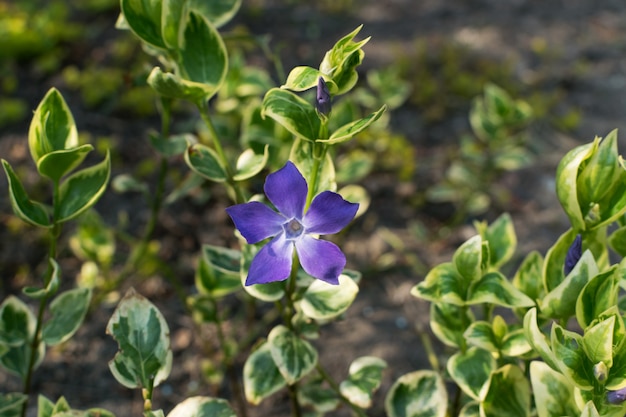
[298,381,339,413]
[283,67,337,93]
[195,245,241,298]
[540,250,598,319]
[189,0,241,28]
[0,297,44,378]
[243,342,287,405]
[106,289,172,389]
[2,160,51,228]
[522,308,560,371]
[474,213,517,269]
[447,347,495,400]
[576,267,619,329]
[411,263,466,305]
[543,228,578,293]
[160,0,186,50]
[453,235,483,283]
[459,402,480,417]
[147,67,217,102]
[184,144,227,182]
[0,393,27,417]
[322,105,387,145]
[262,88,320,142]
[240,243,285,302]
[582,315,615,367]
[177,12,228,101]
[268,325,318,385]
[149,132,191,157]
[301,274,359,321]
[233,146,269,182]
[467,272,535,308]
[36,145,94,183]
[512,251,543,302]
[580,402,601,417]
[28,88,78,164]
[339,356,387,408]
[120,0,165,49]
[385,370,447,417]
[529,361,578,417]
[551,325,594,389]
[23,258,60,300]
[555,141,595,231]
[429,302,474,348]
[609,225,626,257]
[56,152,111,223]
[501,329,532,358]
[166,396,236,417]
[480,365,530,417]
[42,288,92,346]
[319,25,370,95]
[464,322,499,353]
[0,296,36,346]
[289,138,337,195]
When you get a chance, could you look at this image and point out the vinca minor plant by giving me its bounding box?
[1,1,388,416]
[388,129,626,417]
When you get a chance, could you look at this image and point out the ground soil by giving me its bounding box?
[2,1,626,416]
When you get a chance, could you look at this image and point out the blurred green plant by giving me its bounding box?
[426,83,534,222]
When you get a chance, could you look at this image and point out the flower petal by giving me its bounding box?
[264,161,307,219]
[296,235,346,285]
[247,234,294,285]
[226,201,284,244]
[303,191,358,235]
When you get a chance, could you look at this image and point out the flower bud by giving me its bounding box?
[564,234,582,275]
[593,361,608,383]
[607,387,626,405]
[316,77,331,117]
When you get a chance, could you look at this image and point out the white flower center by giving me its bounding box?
[283,218,304,240]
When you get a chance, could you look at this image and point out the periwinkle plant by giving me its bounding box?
[390,130,626,417]
[0,2,387,416]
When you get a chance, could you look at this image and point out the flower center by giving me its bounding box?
[283,218,304,240]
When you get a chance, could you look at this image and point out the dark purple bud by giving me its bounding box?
[564,234,582,275]
[316,77,331,117]
[608,387,626,405]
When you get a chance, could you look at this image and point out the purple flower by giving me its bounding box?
[564,234,582,275]
[226,161,358,286]
[316,77,332,117]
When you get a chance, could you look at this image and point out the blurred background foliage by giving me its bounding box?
[0,0,586,285]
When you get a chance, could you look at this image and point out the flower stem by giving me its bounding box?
[316,363,368,417]
[197,100,246,204]
[20,225,59,417]
[209,297,249,417]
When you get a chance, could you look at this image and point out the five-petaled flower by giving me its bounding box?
[226,161,358,286]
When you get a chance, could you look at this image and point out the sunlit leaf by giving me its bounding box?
[42,288,92,346]
[28,88,78,164]
[106,289,172,389]
[243,342,286,405]
[2,160,51,228]
[56,152,111,223]
[268,325,318,385]
[385,370,447,417]
[166,396,236,417]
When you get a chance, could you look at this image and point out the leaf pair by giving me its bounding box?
[2,88,110,228]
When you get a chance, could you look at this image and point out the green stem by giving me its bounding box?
[209,297,249,417]
[316,364,368,417]
[288,383,303,417]
[305,122,329,210]
[21,225,59,417]
[197,100,246,204]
